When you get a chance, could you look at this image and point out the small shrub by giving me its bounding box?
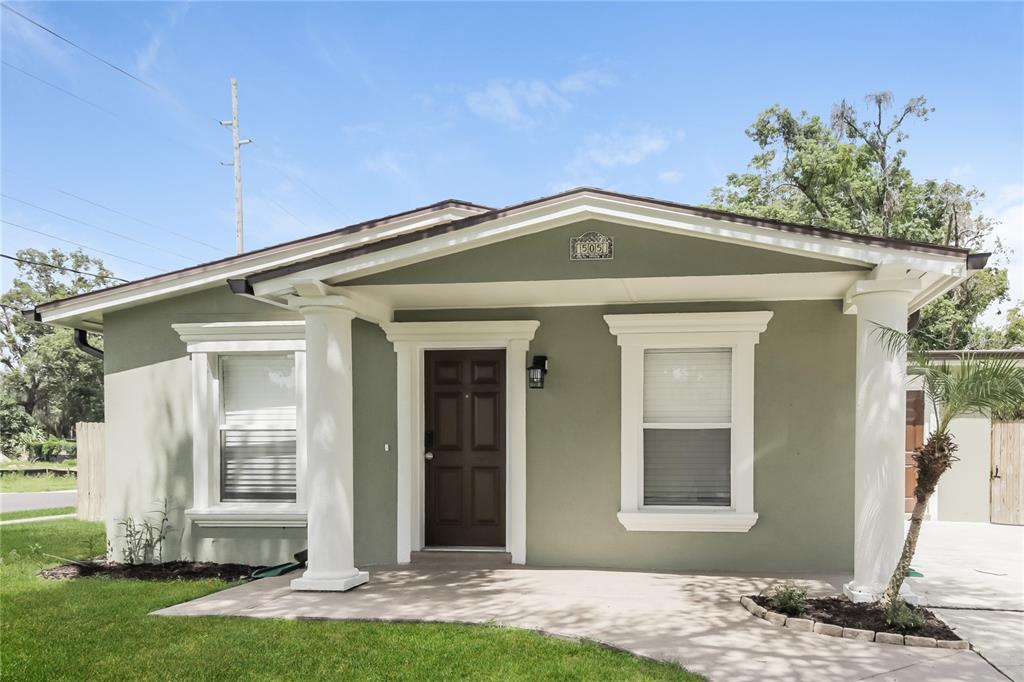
[28,438,77,462]
[767,583,807,616]
[883,598,925,631]
[116,500,171,564]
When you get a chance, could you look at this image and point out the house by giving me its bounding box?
[905,350,1024,525]
[26,187,987,599]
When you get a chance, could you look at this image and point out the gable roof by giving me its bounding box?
[28,187,985,331]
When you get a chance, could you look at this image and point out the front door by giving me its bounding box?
[424,349,506,547]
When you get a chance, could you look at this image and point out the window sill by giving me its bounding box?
[617,510,758,532]
[185,505,307,528]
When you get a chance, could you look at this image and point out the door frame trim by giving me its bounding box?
[384,321,539,565]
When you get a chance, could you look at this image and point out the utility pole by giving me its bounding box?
[221,78,251,254]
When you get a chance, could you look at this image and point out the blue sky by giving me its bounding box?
[2,1,1022,318]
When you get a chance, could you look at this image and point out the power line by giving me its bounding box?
[253,157,345,216]
[0,253,128,282]
[2,193,198,262]
[1,3,156,91]
[2,219,161,271]
[57,190,222,252]
[264,196,308,230]
[1,60,118,116]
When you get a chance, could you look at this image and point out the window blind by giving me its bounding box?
[219,354,297,503]
[643,429,731,506]
[643,349,731,424]
[221,354,296,427]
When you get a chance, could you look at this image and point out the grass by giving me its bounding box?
[0,520,702,681]
[0,506,76,522]
[0,472,77,493]
[0,459,77,470]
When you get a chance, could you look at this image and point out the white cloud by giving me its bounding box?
[465,69,615,127]
[466,80,568,127]
[134,3,189,77]
[555,126,680,190]
[1,4,75,70]
[557,69,618,94]
[362,151,408,179]
[657,170,683,184]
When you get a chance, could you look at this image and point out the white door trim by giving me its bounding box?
[384,320,539,564]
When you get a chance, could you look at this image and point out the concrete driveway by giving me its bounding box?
[908,521,1024,681]
[0,490,76,513]
[157,555,1000,682]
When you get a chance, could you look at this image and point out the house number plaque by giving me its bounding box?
[569,231,614,260]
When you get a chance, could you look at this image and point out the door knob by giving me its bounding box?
[424,452,434,461]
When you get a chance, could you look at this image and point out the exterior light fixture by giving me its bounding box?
[528,355,548,389]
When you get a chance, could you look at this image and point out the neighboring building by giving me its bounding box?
[27,188,987,599]
[906,350,1024,525]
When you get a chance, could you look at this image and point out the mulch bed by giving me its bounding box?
[39,560,255,582]
[751,595,960,640]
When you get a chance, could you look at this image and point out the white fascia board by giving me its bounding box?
[254,193,968,297]
[346,271,863,311]
[36,205,486,329]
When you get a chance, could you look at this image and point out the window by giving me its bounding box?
[174,321,307,528]
[605,312,772,532]
[219,354,297,503]
[643,350,732,507]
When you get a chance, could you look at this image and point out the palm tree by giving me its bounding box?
[874,327,1024,606]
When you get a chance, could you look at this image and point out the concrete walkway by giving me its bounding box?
[908,521,1024,681]
[0,490,76,513]
[156,556,1000,682]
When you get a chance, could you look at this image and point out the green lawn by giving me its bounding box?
[0,472,77,493]
[0,506,76,522]
[0,520,701,681]
[0,460,77,470]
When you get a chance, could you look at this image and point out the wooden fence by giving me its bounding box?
[76,422,105,522]
[991,421,1024,526]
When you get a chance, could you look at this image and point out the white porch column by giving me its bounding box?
[844,274,920,603]
[290,300,368,592]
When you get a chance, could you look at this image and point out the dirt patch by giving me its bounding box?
[751,595,960,640]
[40,561,255,582]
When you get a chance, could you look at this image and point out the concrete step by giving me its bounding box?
[410,549,512,567]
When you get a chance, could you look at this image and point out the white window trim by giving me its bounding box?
[173,321,307,528]
[604,312,773,532]
[381,320,539,565]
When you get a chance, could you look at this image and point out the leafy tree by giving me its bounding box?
[709,92,1009,348]
[875,327,1024,605]
[1,248,115,444]
[971,300,1024,349]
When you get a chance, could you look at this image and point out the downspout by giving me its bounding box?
[21,307,104,359]
[74,329,103,360]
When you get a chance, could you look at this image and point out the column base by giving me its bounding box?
[843,580,918,604]
[290,569,369,592]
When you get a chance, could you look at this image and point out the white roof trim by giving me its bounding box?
[38,190,971,329]
[255,193,968,297]
[36,203,487,328]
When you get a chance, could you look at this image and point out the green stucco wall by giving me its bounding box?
[347,219,865,285]
[103,286,397,566]
[397,300,857,574]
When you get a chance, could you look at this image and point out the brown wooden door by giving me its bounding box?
[991,421,1024,525]
[425,349,506,547]
[905,390,925,513]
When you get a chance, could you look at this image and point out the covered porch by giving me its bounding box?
[154,552,1001,682]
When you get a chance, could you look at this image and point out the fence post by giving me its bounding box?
[75,422,105,521]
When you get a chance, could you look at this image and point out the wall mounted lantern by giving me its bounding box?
[528,355,549,389]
